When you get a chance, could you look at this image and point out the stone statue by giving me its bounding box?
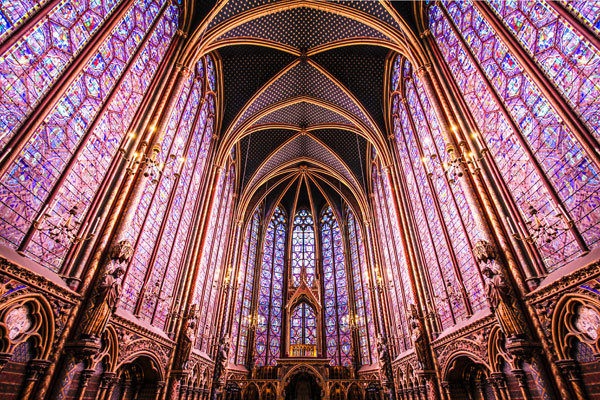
[481,266,526,339]
[178,306,199,370]
[216,335,230,374]
[409,304,429,369]
[80,266,125,340]
[376,336,392,383]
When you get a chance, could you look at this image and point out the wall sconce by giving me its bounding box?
[34,204,99,245]
[507,200,573,245]
[143,280,173,309]
[420,130,488,184]
[342,313,363,332]
[121,138,186,183]
[434,279,463,312]
[244,313,266,329]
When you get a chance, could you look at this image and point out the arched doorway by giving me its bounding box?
[445,355,495,400]
[243,383,259,400]
[111,355,162,400]
[285,372,321,400]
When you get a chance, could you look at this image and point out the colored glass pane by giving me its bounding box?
[0,0,124,151]
[486,0,600,143]
[291,208,316,287]
[346,207,377,365]
[320,205,352,367]
[231,209,261,364]
[290,302,317,346]
[0,0,178,271]
[255,206,286,367]
[430,2,599,270]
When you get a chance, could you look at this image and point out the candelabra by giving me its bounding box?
[507,201,573,245]
[34,204,99,245]
[420,130,488,184]
[341,313,363,331]
[143,280,173,305]
[434,279,463,311]
[244,313,266,329]
[120,134,185,183]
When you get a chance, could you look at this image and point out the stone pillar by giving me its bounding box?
[75,368,95,400]
[20,359,51,400]
[490,372,509,400]
[154,380,166,400]
[512,369,531,400]
[440,382,451,400]
[556,360,588,400]
[99,372,119,400]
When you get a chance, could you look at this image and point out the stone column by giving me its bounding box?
[490,372,509,400]
[75,368,95,400]
[20,359,51,400]
[512,369,531,400]
[154,380,166,400]
[556,359,588,400]
[99,372,119,400]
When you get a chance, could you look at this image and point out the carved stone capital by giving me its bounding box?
[26,359,51,380]
[473,240,497,264]
[110,240,134,264]
[556,359,582,381]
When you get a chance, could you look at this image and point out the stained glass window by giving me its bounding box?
[291,208,316,287]
[290,302,317,346]
[118,57,216,331]
[254,205,286,367]
[0,0,127,150]
[345,206,376,365]
[0,0,179,271]
[195,162,236,352]
[371,164,415,350]
[389,56,486,330]
[230,208,261,364]
[320,205,352,367]
[429,1,600,270]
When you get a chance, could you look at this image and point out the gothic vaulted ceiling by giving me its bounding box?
[187,0,418,213]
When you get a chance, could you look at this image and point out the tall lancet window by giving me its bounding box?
[117,56,215,330]
[429,1,600,270]
[291,208,316,287]
[390,56,485,330]
[345,206,377,365]
[0,0,180,270]
[230,207,261,364]
[320,206,352,367]
[371,164,414,351]
[290,302,317,349]
[255,206,287,367]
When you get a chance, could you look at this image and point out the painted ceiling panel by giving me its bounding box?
[249,134,358,190]
[252,101,354,127]
[231,60,375,133]
[215,7,392,50]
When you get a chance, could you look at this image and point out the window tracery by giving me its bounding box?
[255,205,286,367]
[429,0,600,270]
[291,208,316,287]
[320,205,352,367]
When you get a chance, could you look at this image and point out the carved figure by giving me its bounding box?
[217,334,230,374]
[481,266,526,339]
[80,266,125,340]
[178,305,199,370]
[376,336,392,382]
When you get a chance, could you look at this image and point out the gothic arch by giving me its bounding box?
[552,293,600,360]
[0,293,55,360]
[280,364,325,398]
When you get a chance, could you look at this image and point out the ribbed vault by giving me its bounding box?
[181,0,422,223]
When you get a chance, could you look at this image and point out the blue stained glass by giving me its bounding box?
[320,205,352,367]
[255,206,286,367]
